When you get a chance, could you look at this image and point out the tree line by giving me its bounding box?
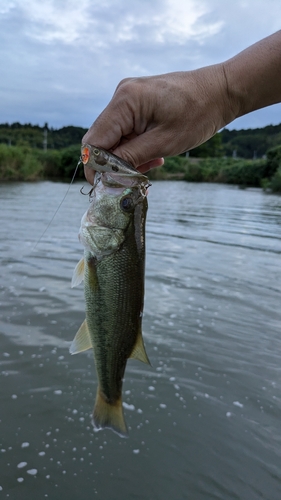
[0,122,280,192]
[1,121,281,159]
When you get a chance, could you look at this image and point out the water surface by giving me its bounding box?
[0,181,281,499]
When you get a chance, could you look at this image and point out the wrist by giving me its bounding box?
[222,31,281,120]
[220,61,244,123]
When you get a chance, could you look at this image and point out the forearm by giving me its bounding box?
[223,30,281,119]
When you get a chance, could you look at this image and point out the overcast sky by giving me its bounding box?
[1,0,280,131]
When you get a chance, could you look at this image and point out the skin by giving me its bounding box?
[83,30,281,185]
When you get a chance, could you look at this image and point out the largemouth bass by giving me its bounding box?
[70,145,151,437]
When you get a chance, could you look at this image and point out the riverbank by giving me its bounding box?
[0,143,280,192]
[147,154,281,193]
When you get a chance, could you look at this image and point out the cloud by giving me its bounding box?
[17,0,222,47]
[0,0,280,128]
[19,0,92,44]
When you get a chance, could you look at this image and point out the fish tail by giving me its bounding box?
[92,388,128,438]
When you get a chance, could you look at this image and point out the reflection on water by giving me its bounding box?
[0,181,281,499]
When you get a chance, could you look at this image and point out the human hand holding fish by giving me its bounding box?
[71,30,281,437]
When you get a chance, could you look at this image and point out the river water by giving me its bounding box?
[0,180,281,500]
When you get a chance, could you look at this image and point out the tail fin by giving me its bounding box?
[92,388,128,438]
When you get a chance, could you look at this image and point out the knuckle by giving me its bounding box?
[116,77,142,100]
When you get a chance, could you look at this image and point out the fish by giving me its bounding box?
[70,145,151,437]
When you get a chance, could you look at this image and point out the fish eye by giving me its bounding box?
[93,148,100,156]
[120,196,134,212]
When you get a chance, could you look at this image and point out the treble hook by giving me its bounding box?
[80,175,101,199]
[80,186,94,197]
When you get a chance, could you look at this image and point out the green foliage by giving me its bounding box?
[267,167,281,193]
[0,121,281,191]
[146,155,190,180]
[147,166,168,180]
[183,158,268,187]
[266,144,281,176]
[219,124,281,159]
[59,145,84,179]
[221,133,268,158]
[0,123,88,149]
[1,121,281,161]
[0,144,83,181]
[0,144,43,181]
[163,156,189,173]
[35,149,61,178]
[189,133,223,158]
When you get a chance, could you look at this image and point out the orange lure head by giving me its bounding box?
[81,145,90,165]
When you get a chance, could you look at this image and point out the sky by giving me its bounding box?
[1,0,281,131]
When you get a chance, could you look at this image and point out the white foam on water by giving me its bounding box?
[133,449,140,454]
[21,442,29,448]
[53,390,62,395]
[17,478,24,483]
[233,401,243,408]
[27,469,37,475]
[123,402,135,411]
[17,462,27,469]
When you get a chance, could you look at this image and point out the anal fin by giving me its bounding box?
[69,319,92,355]
[129,328,151,365]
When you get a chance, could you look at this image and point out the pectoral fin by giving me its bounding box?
[71,257,85,288]
[69,319,92,354]
[129,329,151,365]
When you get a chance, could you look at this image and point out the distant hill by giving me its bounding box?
[1,121,281,159]
[0,123,88,150]
[219,124,281,159]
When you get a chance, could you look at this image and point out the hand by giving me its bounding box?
[82,66,234,184]
[82,31,281,185]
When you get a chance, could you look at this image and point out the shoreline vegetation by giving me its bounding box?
[0,123,281,192]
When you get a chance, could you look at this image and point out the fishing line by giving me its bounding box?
[32,158,82,251]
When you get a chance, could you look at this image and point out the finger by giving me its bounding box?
[84,165,95,185]
[82,88,136,150]
[112,129,172,168]
[135,158,164,173]
[82,115,122,151]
